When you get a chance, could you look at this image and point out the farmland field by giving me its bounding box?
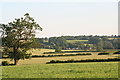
[27,49,55,55]
[2,62,118,78]
[2,49,119,78]
[2,49,119,65]
[28,48,119,55]
[66,40,88,43]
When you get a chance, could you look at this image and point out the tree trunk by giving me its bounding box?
[14,58,19,65]
[13,47,19,65]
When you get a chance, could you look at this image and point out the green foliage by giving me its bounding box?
[112,39,120,49]
[113,51,120,54]
[96,40,103,51]
[98,53,109,55]
[0,13,42,65]
[66,40,88,43]
[49,37,68,48]
[89,37,101,44]
[2,61,9,66]
[37,35,119,50]
[96,46,103,52]
[55,47,62,52]
[32,53,91,57]
[47,58,119,64]
[103,41,114,49]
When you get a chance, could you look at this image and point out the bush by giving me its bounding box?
[2,61,9,66]
[113,51,120,54]
[55,47,62,52]
[98,53,109,55]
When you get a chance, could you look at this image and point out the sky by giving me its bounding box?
[0,0,119,38]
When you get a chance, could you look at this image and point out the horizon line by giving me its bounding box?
[36,34,118,38]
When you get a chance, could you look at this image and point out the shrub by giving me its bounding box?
[50,60,56,63]
[55,47,62,52]
[67,59,74,63]
[2,61,9,66]
[98,53,109,55]
[113,51,120,54]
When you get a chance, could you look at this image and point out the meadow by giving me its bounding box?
[2,62,118,78]
[3,49,118,65]
[2,49,119,78]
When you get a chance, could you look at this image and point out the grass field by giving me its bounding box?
[66,40,88,43]
[3,52,118,65]
[2,62,118,78]
[27,49,91,55]
[2,48,119,65]
[2,49,119,78]
[26,48,119,56]
[27,49,55,55]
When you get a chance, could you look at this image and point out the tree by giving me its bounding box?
[55,46,62,52]
[0,13,42,65]
[96,40,103,51]
[112,39,120,49]
[49,37,68,49]
[103,41,114,49]
[89,37,101,45]
[85,44,91,50]
[102,36,108,41]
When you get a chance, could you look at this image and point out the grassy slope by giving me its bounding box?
[2,62,118,78]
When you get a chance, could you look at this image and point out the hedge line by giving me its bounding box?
[113,51,120,54]
[32,53,92,58]
[43,51,100,54]
[98,53,109,55]
[2,51,120,58]
[46,58,120,64]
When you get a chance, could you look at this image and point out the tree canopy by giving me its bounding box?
[0,13,42,65]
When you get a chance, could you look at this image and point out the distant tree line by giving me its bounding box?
[35,35,120,51]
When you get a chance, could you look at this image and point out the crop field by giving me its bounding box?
[2,62,118,78]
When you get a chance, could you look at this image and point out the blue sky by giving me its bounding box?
[0,0,118,38]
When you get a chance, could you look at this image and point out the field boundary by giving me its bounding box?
[46,58,120,64]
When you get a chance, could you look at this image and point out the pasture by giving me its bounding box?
[2,62,118,78]
[2,49,119,78]
[2,49,119,65]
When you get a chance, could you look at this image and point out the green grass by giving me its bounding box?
[2,62,118,78]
